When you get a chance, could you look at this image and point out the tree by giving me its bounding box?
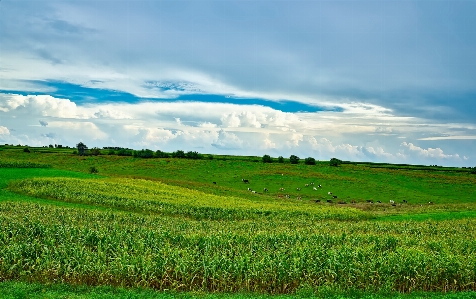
[471,167,476,174]
[76,142,88,156]
[134,149,154,158]
[289,155,300,164]
[304,157,316,165]
[262,154,272,163]
[172,150,185,158]
[23,147,30,153]
[186,151,202,159]
[330,158,342,167]
[277,156,284,163]
[155,150,169,158]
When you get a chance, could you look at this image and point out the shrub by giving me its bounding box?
[108,149,116,155]
[471,167,476,174]
[155,150,170,158]
[90,147,101,156]
[172,150,186,158]
[23,147,30,153]
[118,149,133,156]
[304,157,316,165]
[262,154,273,163]
[186,151,202,159]
[134,149,154,158]
[330,158,342,167]
[277,156,284,163]
[208,155,214,160]
[289,155,300,164]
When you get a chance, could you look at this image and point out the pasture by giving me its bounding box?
[1,145,476,298]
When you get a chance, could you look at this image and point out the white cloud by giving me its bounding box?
[212,130,244,150]
[418,136,476,140]
[0,126,10,135]
[400,142,462,160]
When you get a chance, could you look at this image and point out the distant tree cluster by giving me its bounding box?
[330,158,342,167]
[471,167,476,174]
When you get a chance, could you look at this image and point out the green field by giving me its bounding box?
[1,146,476,298]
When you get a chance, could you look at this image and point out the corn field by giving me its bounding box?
[2,177,476,294]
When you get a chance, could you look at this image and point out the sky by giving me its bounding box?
[1,0,475,166]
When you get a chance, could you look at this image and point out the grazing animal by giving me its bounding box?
[318,184,322,188]
[332,195,338,199]
[366,200,374,203]
[328,192,332,195]
[391,203,396,207]
[280,187,285,191]
[327,199,333,203]
[390,200,395,204]
[247,187,252,191]
[313,187,317,191]
[403,200,408,203]
[251,190,257,194]
[297,196,302,200]
[310,182,314,185]
[278,194,283,198]
[285,194,290,198]
[314,199,321,203]
[213,182,216,184]
[351,200,356,204]
[338,201,346,204]
[296,188,301,191]
[377,200,382,203]
[428,201,434,205]
[305,184,309,187]
[263,188,268,192]
[242,179,249,183]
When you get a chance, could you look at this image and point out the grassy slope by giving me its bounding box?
[2,147,476,297]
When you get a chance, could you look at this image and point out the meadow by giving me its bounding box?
[1,145,476,298]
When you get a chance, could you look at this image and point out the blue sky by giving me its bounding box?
[0,0,475,166]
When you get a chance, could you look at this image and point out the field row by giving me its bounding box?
[1,201,476,293]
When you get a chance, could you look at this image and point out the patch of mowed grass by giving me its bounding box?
[1,282,476,299]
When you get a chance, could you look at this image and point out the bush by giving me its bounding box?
[89,166,98,174]
[134,149,154,158]
[155,150,169,158]
[118,149,133,156]
[262,154,272,163]
[330,158,342,167]
[186,151,202,159]
[172,150,186,158]
[471,167,476,174]
[277,156,284,163]
[90,147,101,156]
[208,155,214,160]
[108,149,115,155]
[23,147,30,153]
[289,155,300,164]
[304,157,316,165]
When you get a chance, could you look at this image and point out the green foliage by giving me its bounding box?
[471,167,476,174]
[208,154,214,160]
[76,142,87,156]
[89,166,98,174]
[186,151,202,159]
[289,154,300,164]
[304,157,316,165]
[262,154,272,163]
[277,155,284,163]
[155,150,169,158]
[49,144,54,148]
[107,149,115,155]
[172,150,186,158]
[90,147,101,156]
[23,147,30,153]
[330,157,342,167]
[0,161,50,168]
[117,148,133,156]
[134,149,154,158]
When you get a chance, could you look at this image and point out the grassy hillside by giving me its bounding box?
[1,146,476,297]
